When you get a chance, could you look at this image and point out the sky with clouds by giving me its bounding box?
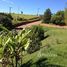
[0,0,67,15]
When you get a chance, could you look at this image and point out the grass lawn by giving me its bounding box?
[22,27,67,67]
[11,13,37,24]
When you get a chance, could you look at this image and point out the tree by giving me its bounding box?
[51,11,65,25]
[42,8,52,23]
[64,8,67,25]
[21,11,23,14]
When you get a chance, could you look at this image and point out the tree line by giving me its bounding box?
[42,8,67,26]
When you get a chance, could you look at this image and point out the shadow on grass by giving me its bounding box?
[21,57,63,67]
[21,60,32,67]
[44,35,49,39]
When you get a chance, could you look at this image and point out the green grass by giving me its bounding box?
[22,27,67,67]
[11,13,37,24]
[0,27,67,67]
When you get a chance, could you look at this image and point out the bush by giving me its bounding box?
[51,11,65,25]
[42,9,66,26]
[27,25,44,53]
[27,37,41,54]
[17,17,27,21]
[7,14,13,20]
[0,13,13,20]
[28,25,45,40]
[0,13,14,30]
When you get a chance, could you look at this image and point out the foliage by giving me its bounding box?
[64,8,67,25]
[7,14,13,20]
[51,11,65,25]
[22,27,67,67]
[17,17,27,21]
[0,13,14,30]
[42,8,52,23]
[42,9,66,25]
[0,26,31,67]
[27,33,41,54]
[27,25,44,53]
[11,13,37,24]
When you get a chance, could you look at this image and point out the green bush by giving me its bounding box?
[7,14,13,20]
[28,25,45,40]
[42,9,66,25]
[51,15,64,25]
[17,17,27,21]
[0,13,14,30]
[27,25,44,53]
[51,11,65,25]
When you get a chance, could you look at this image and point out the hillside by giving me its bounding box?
[11,13,37,24]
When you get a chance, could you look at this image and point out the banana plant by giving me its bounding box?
[0,25,31,67]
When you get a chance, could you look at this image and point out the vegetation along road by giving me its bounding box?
[16,21,67,29]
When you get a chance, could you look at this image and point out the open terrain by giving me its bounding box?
[11,13,37,24]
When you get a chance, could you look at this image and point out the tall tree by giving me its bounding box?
[43,8,52,23]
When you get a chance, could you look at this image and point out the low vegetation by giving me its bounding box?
[11,13,38,24]
[0,13,14,30]
[42,8,67,26]
[0,25,44,67]
[27,25,45,54]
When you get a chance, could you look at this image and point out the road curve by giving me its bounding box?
[16,21,67,29]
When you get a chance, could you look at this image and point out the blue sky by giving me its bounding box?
[0,0,67,15]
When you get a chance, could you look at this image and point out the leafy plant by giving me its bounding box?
[0,13,14,30]
[51,11,65,25]
[0,26,31,67]
[27,25,44,53]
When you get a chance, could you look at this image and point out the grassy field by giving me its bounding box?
[11,13,37,24]
[0,27,67,67]
[22,27,67,67]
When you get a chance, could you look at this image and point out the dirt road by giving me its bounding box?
[16,21,67,29]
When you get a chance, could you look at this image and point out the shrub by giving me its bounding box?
[0,13,14,30]
[51,11,65,25]
[17,17,23,21]
[27,25,44,53]
[7,14,13,20]
[28,25,45,40]
[17,17,28,21]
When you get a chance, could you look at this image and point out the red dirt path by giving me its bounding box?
[16,21,67,29]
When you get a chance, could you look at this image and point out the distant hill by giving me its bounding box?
[11,13,38,24]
